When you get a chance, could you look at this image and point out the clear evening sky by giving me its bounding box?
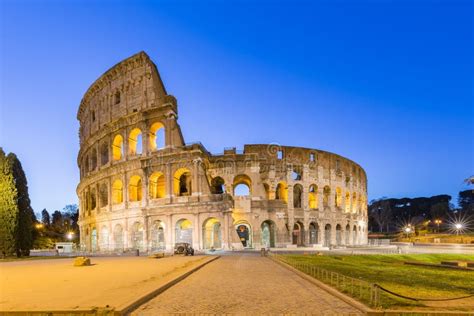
[0,0,472,215]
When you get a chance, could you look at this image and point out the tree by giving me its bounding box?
[430,202,450,221]
[51,210,63,228]
[0,148,35,257]
[369,199,392,232]
[458,189,474,216]
[41,209,50,226]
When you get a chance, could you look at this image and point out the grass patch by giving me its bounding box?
[278,254,474,310]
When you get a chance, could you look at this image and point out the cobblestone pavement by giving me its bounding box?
[133,253,362,315]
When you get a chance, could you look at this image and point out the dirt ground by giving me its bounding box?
[0,255,213,312]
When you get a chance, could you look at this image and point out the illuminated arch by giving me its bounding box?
[176,218,193,244]
[352,193,357,213]
[149,172,165,199]
[173,168,192,196]
[335,187,342,208]
[202,217,222,249]
[323,186,331,207]
[275,181,288,203]
[345,192,351,213]
[149,122,165,150]
[309,184,318,209]
[128,128,143,155]
[112,179,123,204]
[129,175,142,202]
[112,135,124,161]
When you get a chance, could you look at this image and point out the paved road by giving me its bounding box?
[133,253,361,315]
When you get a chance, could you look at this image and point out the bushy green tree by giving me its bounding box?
[41,209,50,226]
[0,148,18,257]
[0,148,35,257]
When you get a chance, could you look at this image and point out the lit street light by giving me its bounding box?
[403,226,412,239]
[67,232,75,240]
[454,223,463,235]
[434,219,442,233]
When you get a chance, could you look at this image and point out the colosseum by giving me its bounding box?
[77,51,368,252]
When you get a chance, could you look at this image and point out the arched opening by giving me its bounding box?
[263,183,270,199]
[336,224,342,246]
[353,225,358,245]
[100,226,109,250]
[335,187,342,208]
[114,91,121,104]
[100,142,109,165]
[151,221,165,251]
[352,193,357,213]
[129,175,142,202]
[131,222,144,250]
[309,222,319,244]
[174,168,192,196]
[324,224,331,247]
[113,224,124,251]
[309,185,318,209]
[112,180,123,204]
[91,228,97,251]
[90,148,97,171]
[90,187,97,210]
[345,192,351,213]
[202,218,222,249]
[176,219,193,245]
[233,174,251,196]
[275,181,288,203]
[292,222,304,246]
[261,220,275,248]
[235,223,251,247]
[128,128,143,155]
[345,224,350,245]
[149,172,165,199]
[323,186,331,207]
[293,184,303,208]
[210,177,225,194]
[99,183,108,207]
[149,122,165,150]
[112,135,124,161]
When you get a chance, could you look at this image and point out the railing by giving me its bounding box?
[270,253,381,308]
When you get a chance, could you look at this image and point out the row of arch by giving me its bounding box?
[83,217,364,251]
[81,122,165,175]
[211,175,367,213]
[82,172,366,213]
[82,168,192,211]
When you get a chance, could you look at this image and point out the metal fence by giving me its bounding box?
[270,253,382,308]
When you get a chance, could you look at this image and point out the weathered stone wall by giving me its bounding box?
[77,52,368,252]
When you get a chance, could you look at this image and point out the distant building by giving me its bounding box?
[55,242,74,253]
[76,52,368,252]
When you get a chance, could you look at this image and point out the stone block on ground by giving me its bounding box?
[74,256,91,266]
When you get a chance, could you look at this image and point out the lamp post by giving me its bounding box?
[454,223,463,236]
[404,226,412,239]
[434,219,442,233]
[67,231,75,240]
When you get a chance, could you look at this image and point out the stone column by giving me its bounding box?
[143,215,149,252]
[166,215,173,251]
[192,158,202,197]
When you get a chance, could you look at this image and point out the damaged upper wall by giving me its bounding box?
[77,51,171,144]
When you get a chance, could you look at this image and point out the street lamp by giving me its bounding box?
[67,231,75,240]
[434,219,442,233]
[35,223,44,229]
[403,226,412,239]
[454,223,463,235]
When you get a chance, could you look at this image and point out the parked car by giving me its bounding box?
[174,242,194,256]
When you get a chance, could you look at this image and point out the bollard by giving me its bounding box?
[136,249,140,256]
[260,248,266,257]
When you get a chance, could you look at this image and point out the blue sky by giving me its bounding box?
[0,0,472,214]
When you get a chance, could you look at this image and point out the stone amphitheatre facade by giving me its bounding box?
[77,51,368,252]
